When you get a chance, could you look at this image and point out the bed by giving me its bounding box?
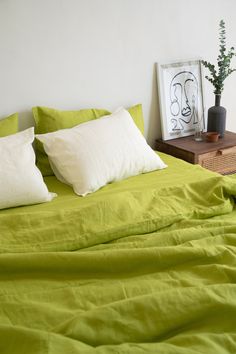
[1,151,236,353]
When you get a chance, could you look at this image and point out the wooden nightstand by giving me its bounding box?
[156,131,236,175]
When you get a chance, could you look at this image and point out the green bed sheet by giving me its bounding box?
[1,153,236,353]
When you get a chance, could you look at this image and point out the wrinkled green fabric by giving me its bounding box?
[1,154,236,353]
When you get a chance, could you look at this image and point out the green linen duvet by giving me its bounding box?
[1,153,236,353]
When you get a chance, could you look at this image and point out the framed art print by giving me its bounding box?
[157,59,205,140]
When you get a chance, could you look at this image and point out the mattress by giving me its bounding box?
[1,153,236,353]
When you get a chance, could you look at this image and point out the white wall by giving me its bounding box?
[1,0,236,146]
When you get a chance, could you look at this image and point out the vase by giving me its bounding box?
[207,94,226,138]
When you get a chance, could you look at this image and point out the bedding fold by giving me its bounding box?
[1,155,236,353]
[0,174,236,253]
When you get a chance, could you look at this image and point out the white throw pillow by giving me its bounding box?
[0,128,56,209]
[36,108,167,196]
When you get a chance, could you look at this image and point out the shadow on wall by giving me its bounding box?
[146,63,162,147]
[18,111,35,131]
[14,66,162,145]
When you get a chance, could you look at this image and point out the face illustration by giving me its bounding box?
[169,71,198,131]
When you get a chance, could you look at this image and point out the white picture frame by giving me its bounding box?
[156,59,205,140]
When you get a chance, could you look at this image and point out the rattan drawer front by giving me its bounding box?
[156,132,236,175]
[199,148,236,175]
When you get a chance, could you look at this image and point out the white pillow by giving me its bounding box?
[36,108,167,196]
[0,128,56,209]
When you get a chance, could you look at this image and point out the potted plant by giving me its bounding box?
[202,20,236,137]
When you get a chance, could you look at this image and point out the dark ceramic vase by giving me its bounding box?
[207,94,226,138]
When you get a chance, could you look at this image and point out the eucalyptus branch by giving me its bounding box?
[201,20,236,95]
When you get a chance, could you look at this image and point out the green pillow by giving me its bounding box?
[0,113,18,137]
[127,104,145,135]
[33,104,145,176]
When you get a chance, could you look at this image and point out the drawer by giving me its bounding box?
[198,146,236,175]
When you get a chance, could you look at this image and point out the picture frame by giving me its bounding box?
[156,59,205,140]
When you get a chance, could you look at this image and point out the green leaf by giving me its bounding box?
[202,19,236,93]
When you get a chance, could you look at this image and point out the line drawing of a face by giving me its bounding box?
[169,71,199,131]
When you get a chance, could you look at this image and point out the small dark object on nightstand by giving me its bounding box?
[206,132,220,142]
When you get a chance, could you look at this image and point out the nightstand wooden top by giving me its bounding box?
[157,131,236,155]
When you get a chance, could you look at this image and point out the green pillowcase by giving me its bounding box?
[127,104,145,135]
[0,113,18,138]
[33,104,145,176]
